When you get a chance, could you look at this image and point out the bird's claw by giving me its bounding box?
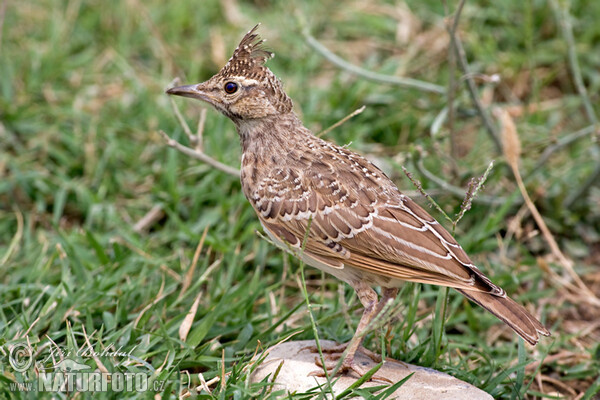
[304,344,391,383]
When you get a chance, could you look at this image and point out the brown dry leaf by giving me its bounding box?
[496,108,521,170]
[179,292,202,345]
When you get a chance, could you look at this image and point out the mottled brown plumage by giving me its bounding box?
[167,25,549,376]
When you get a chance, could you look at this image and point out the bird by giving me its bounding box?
[167,25,550,376]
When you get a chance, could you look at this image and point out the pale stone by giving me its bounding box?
[250,340,493,399]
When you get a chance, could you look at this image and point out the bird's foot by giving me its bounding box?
[302,342,382,363]
[305,344,390,382]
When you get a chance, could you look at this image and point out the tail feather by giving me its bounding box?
[457,289,550,345]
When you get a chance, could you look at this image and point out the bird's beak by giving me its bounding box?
[166,83,215,104]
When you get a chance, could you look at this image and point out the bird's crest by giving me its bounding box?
[219,24,274,80]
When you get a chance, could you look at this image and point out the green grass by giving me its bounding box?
[1,0,600,398]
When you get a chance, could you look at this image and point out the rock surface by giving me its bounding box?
[250,340,492,399]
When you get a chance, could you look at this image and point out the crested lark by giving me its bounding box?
[167,25,550,376]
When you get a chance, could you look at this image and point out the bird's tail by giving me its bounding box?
[456,289,550,345]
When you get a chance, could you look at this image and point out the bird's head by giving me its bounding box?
[167,25,293,122]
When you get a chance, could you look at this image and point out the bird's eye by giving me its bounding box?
[224,82,238,94]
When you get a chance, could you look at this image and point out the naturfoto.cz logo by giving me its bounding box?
[4,343,176,393]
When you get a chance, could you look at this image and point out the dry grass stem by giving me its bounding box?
[196,108,208,152]
[82,324,109,374]
[1,207,23,266]
[442,0,466,157]
[133,277,168,328]
[133,204,164,233]
[564,163,600,208]
[496,108,600,305]
[179,292,202,345]
[412,150,504,205]
[317,105,366,138]
[454,161,494,229]
[179,226,209,299]
[302,29,445,94]
[527,125,597,179]
[402,165,451,224]
[159,130,241,177]
[549,0,598,126]
[446,22,502,152]
[169,95,196,145]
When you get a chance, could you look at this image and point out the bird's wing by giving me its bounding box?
[249,163,503,295]
[342,196,503,294]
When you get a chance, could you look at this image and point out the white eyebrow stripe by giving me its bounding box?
[230,76,260,86]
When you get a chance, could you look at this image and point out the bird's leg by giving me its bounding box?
[365,287,399,362]
[336,281,379,374]
[341,287,399,366]
[310,283,400,378]
[313,286,399,359]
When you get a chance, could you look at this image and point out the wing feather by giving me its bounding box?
[250,160,501,295]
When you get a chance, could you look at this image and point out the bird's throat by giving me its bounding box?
[235,112,306,157]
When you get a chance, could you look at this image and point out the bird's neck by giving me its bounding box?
[235,112,308,158]
[236,112,314,200]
